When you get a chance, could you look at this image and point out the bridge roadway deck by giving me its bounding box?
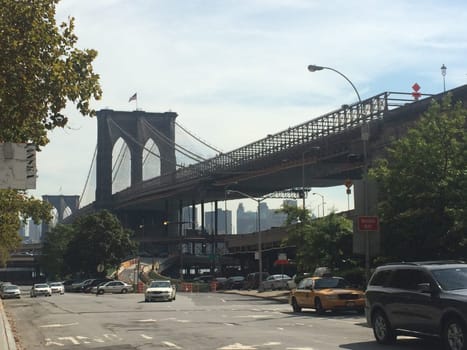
[71,85,467,215]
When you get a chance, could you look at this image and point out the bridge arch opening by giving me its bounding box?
[112,137,131,194]
[142,138,161,181]
[62,206,72,220]
[49,207,59,229]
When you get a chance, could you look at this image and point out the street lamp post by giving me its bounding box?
[312,192,325,217]
[226,189,271,288]
[308,64,371,282]
[441,64,447,92]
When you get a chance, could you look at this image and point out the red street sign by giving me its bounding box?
[412,83,421,100]
[358,216,379,231]
[274,260,289,266]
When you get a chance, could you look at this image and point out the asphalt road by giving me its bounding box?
[3,288,444,350]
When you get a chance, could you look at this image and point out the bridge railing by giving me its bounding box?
[172,91,424,179]
[120,91,430,197]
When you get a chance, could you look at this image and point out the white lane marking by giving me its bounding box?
[218,343,256,349]
[224,323,235,326]
[104,333,122,340]
[287,348,315,350]
[162,341,183,348]
[57,336,79,345]
[93,338,105,343]
[40,322,79,328]
[176,319,190,323]
[277,327,284,331]
[45,338,64,346]
[138,318,158,322]
[76,336,91,344]
[234,315,270,319]
[141,334,153,339]
[263,342,281,346]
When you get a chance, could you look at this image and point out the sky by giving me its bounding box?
[29,0,467,219]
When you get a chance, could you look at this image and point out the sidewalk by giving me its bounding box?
[0,301,17,350]
[220,289,290,304]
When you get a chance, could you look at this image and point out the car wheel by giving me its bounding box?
[291,297,302,312]
[443,317,466,350]
[372,310,396,344]
[121,289,128,294]
[97,289,105,295]
[315,298,325,315]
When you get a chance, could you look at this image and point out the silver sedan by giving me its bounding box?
[93,281,133,295]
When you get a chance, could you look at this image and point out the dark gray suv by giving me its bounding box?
[365,261,467,350]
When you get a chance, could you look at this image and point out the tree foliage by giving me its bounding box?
[0,189,52,266]
[0,0,101,265]
[61,210,137,277]
[370,95,467,261]
[0,0,102,147]
[40,223,75,280]
[280,204,355,272]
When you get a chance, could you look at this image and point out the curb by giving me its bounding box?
[0,301,17,350]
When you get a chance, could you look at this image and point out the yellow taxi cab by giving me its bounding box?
[289,276,365,314]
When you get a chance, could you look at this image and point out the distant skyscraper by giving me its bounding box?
[205,208,232,235]
[236,201,290,234]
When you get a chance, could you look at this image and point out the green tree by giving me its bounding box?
[370,95,467,261]
[0,190,52,266]
[40,223,75,280]
[280,204,354,272]
[63,210,137,277]
[0,0,102,146]
[0,0,101,264]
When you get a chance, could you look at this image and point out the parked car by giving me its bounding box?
[70,279,93,292]
[213,277,228,290]
[365,260,467,350]
[83,278,114,293]
[62,279,75,292]
[244,272,270,290]
[0,284,21,299]
[49,282,65,294]
[30,283,52,297]
[144,280,176,302]
[193,275,214,283]
[258,274,292,292]
[289,276,365,314]
[93,280,133,295]
[225,276,245,290]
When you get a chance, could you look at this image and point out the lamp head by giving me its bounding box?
[441,64,447,77]
[307,64,324,72]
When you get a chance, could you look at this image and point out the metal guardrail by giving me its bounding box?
[121,91,429,196]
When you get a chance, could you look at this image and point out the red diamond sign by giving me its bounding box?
[412,83,421,100]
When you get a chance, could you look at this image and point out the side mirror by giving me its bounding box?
[417,283,432,293]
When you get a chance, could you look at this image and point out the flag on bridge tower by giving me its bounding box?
[128,93,137,102]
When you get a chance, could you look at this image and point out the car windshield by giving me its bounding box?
[432,267,467,291]
[35,284,49,288]
[314,278,349,289]
[4,285,18,290]
[150,281,171,288]
[50,283,62,286]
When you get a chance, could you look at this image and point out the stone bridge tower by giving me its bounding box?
[95,110,177,208]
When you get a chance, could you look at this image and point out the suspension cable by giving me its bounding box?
[142,119,206,162]
[108,118,184,168]
[175,121,223,154]
[79,145,97,208]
